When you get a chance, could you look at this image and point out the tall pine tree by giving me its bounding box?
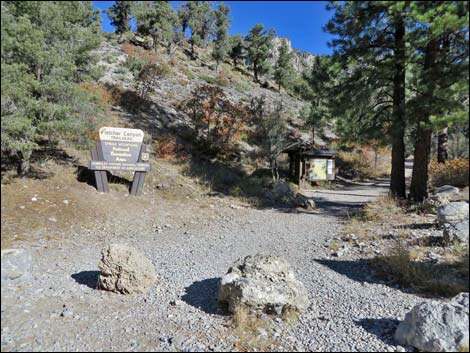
[229,35,245,68]
[408,1,469,201]
[133,1,179,53]
[245,24,275,83]
[273,38,295,91]
[326,1,409,198]
[212,3,230,72]
[106,1,131,41]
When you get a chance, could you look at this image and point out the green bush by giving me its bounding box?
[113,66,129,74]
[1,2,102,175]
[125,56,147,76]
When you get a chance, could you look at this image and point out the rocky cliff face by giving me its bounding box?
[271,36,316,74]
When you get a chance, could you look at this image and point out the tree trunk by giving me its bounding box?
[312,127,315,146]
[409,38,440,202]
[390,15,407,198]
[253,60,258,82]
[437,127,449,163]
[409,124,432,201]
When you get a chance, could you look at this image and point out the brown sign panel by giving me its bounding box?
[89,127,150,195]
[99,127,144,164]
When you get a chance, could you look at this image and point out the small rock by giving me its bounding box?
[31,197,38,202]
[60,305,73,318]
[63,200,69,205]
[98,244,158,294]
[1,249,32,285]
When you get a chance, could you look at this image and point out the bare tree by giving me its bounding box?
[250,95,288,182]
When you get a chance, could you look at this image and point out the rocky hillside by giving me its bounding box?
[271,36,316,74]
[94,34,333,160]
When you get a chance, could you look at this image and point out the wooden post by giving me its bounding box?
[298,154,302,189]
[130,144,147,196]
[91,143,109,193]
[96,142,109,193]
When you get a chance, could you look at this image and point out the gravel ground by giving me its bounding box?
[1,180,426,352]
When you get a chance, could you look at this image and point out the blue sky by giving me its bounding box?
[92,1,335,55]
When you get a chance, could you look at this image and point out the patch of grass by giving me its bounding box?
[113,66,129,75]
[362,195,407,223]
[198,73,216,84]
[371,243,469,297]
[329,239,340,252]
[228,177,269,198]
[103,53,118,64]
[229,306,297,352]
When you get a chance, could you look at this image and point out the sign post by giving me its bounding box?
[89,127,150,195]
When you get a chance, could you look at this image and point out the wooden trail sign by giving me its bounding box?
[89,127,150,195]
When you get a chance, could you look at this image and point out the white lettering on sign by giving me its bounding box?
[99,127,144,143]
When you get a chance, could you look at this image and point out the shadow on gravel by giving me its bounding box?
[315,259,381,285]
[71,271,100,289]
[355,318,400,346]
[181,277,229,316]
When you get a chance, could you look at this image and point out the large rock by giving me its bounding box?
[443,220,469,244]
[98,244,158,294]
[218,254,310,315]
[437,201,469,225]
[270,182,296,204]
[1,249,32,285]
[434,185,460,196]
[395,293,469,352]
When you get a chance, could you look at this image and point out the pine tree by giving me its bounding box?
[301,56,336,146]
[326,1,409,198]
[105,1,131,40]
[133,1,179,53]
[229,35,245,68]
[212,3,231,72]
[273,38,295,91]
[184,1,214,58]
[408,1,469,201]
[178,4,190,34]
[1,1,102,175]
[245,24,275,82]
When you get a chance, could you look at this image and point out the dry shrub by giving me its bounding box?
[182,84,250,155]
[430,159,469,188]
[337,148,390,180]
[216,70,231,87]
[137,62,172,98]
[155,134,185,161]
[372,243,469,297]
[230,307,281,352]
[78,83,114,107]
[362,195,406,223]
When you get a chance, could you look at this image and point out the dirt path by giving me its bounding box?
[1,180,425,352]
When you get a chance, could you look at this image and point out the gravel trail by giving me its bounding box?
[2,181,425,352]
